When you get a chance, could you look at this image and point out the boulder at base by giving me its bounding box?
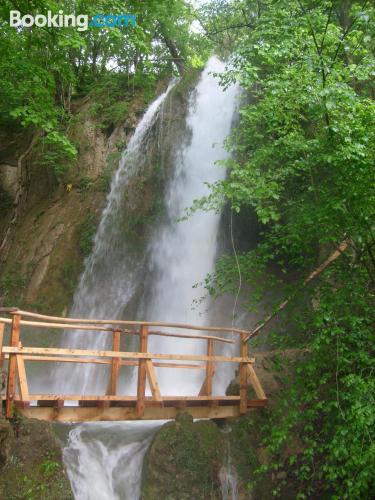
[0,415,72,499]
[141,412,226,500]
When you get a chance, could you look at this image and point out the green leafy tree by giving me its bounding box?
[0,0,206,176]
[196,1,375,497]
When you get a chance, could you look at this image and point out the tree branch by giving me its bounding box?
[319,4,333,55]
[329,0,369,70]
[244,239,351,342]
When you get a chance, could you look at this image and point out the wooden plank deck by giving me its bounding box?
[7,397,267,422]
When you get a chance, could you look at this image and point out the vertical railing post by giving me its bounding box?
[198,338,215,397]
[239,333,248,414]
[107,329,121,395]
[6,313,21,418]
[0,322,4,372]
[137,325,148,417]
[0,322,5,401]
[206,338,214,397]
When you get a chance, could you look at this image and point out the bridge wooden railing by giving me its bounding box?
[0,308,267,422]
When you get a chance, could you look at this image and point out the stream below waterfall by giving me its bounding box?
[47,57,240,499]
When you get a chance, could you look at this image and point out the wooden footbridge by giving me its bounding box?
[0,308,267,422]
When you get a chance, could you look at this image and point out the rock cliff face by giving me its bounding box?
[0,85,163,316]
[0,98,133,315]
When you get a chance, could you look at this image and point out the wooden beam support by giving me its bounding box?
[97,401,110,409]
[2,346,254,365]
[145,360,162,402]
[198,338,216,397]
[14,355,205,370]
[30,395,241,402]
[198,378,207,396]
[0,322,4,371]
[206,338,214,397]
[14,401,30,409]
[137,325,148,417]
[247,364,266,400]
[151,362,205,370]
[13,399,268,422]
[146,330,233,344]
[22,355,111,365]
[0,317,235,343]
[6,314,21,418]
[52,399,64,419]
[106,329,121,395]
[16,355,29,402]
[3,310,249,335]
[239,333,248,414]
[175,400,187,410]
[0,322,5,394]
[0,317,116,333]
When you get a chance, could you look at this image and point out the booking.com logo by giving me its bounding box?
[9,10,136,32]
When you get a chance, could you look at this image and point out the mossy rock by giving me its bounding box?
[0,415,72,500]
[220,411,291,499]
[0,416,12,466]
[225,412,266,495]
[141,413,225,499]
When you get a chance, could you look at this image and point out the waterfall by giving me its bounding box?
[219,427,239,500]
[139,57,239,396]
[60,57,239,499]
[53,80,176,396]
[64,422,157,500]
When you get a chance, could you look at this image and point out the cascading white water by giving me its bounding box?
[64,422,157,500]
[60,57,239,499]
[219,427,239,500]
[138,58,239,396]
[52,80,176,396]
